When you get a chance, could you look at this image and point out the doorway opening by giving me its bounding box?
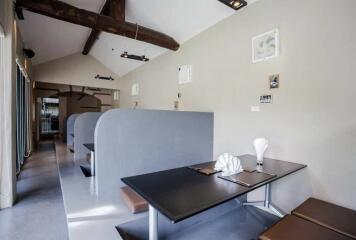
[40,97,59,139]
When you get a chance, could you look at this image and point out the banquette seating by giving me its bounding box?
[260,198,356,240]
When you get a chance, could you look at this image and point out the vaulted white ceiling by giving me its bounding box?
[19,0,258,77]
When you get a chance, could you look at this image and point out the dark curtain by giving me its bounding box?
[16,65,28,173]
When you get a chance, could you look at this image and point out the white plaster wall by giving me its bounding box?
[33,53,120,90]
[117,0,356,211]
[0,0,17,208]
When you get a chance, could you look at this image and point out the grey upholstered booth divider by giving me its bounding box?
[74,112,102,160]
[66,114,80,146]
[95,109,214,194]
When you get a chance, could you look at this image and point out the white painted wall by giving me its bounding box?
[0,0,17,208]
[118,0,356,211]
[33,53,120,90]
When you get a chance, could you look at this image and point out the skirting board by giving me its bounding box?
[0,194,14,209]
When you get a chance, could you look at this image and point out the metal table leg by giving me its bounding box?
[264,183,271,208]
[243,183,285,218]
[149,205,158,240]
[264,183,284,217]
[90,151,95,176]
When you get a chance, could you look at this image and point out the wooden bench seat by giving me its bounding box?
[120,186,148,214]
[259,215,352,240]
[292,198,356,239]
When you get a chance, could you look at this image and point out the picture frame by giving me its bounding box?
[260,95,273,104]
[252,29,280,63]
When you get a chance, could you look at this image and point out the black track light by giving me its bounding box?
[218,0,247,10]
[121,52,150,62]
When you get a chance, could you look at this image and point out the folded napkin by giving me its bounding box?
[214,153,244,177]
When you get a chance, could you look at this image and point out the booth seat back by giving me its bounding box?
[74,112,102,160]
[66,114,80,146]
[95,109,214,194]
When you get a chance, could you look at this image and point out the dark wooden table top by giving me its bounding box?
[121,154,306,223]
[83,143,95,152]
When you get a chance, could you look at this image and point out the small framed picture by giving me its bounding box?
[260,95,273,104]
[269,74,280,89]
[252,29,280,63]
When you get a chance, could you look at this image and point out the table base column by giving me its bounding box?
[243,183,285,218]
[149,205,158,240]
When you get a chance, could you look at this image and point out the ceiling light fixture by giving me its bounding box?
[95,74,114,81]
[122,51,128,58]
[218,0,247,10]
[120,52,149,62]
[120,23,149,62]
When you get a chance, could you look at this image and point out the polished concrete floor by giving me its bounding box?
[117,205,279,240]
[0,141,69,240]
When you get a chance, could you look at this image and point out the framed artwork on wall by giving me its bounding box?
[260,95,273,103]
[252,29,279,63]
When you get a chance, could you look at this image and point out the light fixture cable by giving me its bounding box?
[135,23,139,40]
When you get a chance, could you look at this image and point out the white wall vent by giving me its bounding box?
[131,83,139,96]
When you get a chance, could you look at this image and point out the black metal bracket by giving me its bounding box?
[95,75,114,81]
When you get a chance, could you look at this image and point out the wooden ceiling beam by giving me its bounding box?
[19,0,180,52]
[83,0,125,55]
[82,29,101,55]
[82,0,111,55]
[110,0,125,22]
